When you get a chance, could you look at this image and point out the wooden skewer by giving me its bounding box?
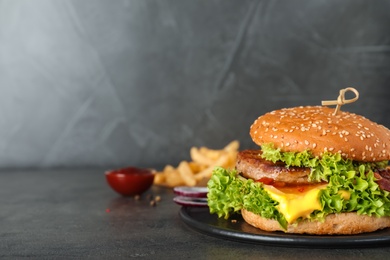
[321,87,359,115]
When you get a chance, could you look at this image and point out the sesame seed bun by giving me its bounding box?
[241,209,390,235]
[250,106,390,162]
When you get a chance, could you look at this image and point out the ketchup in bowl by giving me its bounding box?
[105,167,155,196]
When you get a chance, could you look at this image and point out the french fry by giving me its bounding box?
[188,161,206,173]
[178,161,197,186]
[165,169,184,187]
[199,147,223,161]
[153,173,166,185]
[224,140,240,152]
[190,147,216,166]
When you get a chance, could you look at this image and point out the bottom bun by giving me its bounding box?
[241,209,390,235]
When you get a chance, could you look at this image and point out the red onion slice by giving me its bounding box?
[173,186,208,198]
[173,196,208,207]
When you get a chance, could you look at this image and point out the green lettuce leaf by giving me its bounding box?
[260,143,387,182]
[207,167,288,229]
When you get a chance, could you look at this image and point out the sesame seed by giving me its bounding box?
[304,140,309,145]
[312,143,317,148]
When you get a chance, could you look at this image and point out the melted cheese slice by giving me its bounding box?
[263,184,328,223]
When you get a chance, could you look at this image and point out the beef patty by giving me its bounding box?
[236,150,312,185]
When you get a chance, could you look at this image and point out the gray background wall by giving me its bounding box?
[0,0,389,169]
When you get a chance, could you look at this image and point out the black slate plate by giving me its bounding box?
[179,207,390,248]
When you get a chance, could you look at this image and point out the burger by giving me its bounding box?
[207,106,390,235]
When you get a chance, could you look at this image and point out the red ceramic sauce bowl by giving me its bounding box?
[105,167,155,196]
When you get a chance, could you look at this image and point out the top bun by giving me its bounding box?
[250,106,390,162]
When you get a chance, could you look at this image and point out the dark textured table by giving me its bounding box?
[1,169,390,259]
